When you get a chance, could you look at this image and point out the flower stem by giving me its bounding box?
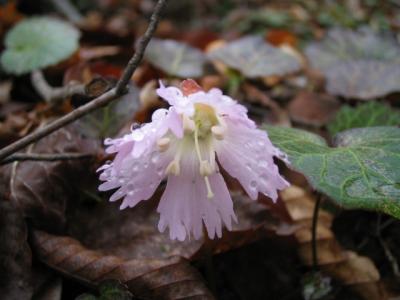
[312,193,322,270]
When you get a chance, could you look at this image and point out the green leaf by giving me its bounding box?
[144,38,206,77]
[98,280,132,300]
[208,35,301,78]
[1,17,80,75]
[75,294,98,300]
[328,102,400,135]
[266,126,400,218]
[75,280,132,300]
[305,27,400,99]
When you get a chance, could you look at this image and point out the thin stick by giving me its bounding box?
[312,193,322,270]
[31,70,85,103]
[0,0,167,162]
[376,214,400,278]
[1,153,93,165]
[115,0,166,94]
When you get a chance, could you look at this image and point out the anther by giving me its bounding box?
[211,125,225,140]
[183,115,195,133]
[200,160,213,176]
[166,160,180,175]
[157,137,170,152]
[205,177,214,198]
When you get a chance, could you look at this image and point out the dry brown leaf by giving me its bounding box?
[288,91,341,127]
[0,199,33,300]
[0,126,98,231]
[280,185,391,300]
[68,189,292,262]
[31,230,214,300]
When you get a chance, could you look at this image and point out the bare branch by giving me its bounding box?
[0,0,167,162]
[115,0,166,94]
[31,70,86,103]
[1,153,93,165]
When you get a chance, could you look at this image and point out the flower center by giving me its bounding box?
[193,103,220,198]
[164,103,227,199]
[193,103,219,139]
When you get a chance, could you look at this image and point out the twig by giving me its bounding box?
[312,193,322,270]
[31,70,86,103]
[50,0,84,24]
[0,0,167,162]
[376,214,400,278]
[115,0,166,94]
[1,153,93,165]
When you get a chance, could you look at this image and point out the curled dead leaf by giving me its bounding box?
[31,230,214,300]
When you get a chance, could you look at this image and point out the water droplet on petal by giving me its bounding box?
[132,162,139,172]
[260,174,269,184]
[130,123,140,131]
[259,160,269,169]
[250,180,257,188]
[131,130,144,141]
[152,109,168,121]
[258,141,265,147]
[246,162,252,170]
[104,138,113,145]
[151,152,159,164]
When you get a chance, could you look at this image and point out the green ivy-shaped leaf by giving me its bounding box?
[266,126,400,218]
[208,35,301,78]
[328,102,400,135]
[144,38,206,77]
[1,17,80,75]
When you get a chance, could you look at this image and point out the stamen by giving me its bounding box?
[194,126,215,198]
[200,161,213,176]
[209,146,216,171]
[194,126,205,168]
[211,125,225,140]
[205,177,214,198]
[157,137,170,152]
[166,160,180,175]
[183,115,195,133]
[165,145,183,176]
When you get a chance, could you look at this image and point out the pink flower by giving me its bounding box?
[98,79,289,241]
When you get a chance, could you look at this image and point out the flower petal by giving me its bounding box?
[156,80,183,106]
[157,151,236,241]
[131,107,183,157]
[157,81,195,116]
[215,120,289,201]
[99,145,171,210]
